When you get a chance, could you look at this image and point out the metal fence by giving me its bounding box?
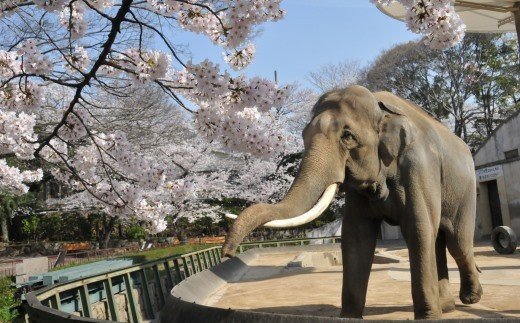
[24,236,341,322]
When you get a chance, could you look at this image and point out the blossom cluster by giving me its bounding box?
[58,108,89,141]
[0,159,43,195]
[46,130,193,233]
[0,83,44,111]
[0,110,42,195]
[150,0,284,48]
[142,0,283,67]
[174,61,290,156]
[18,40,53,75]
[121,49,171,84]
[0,110,38,160]
[372,0,465,49]
[224,43,256,71]
[66,46,90,73]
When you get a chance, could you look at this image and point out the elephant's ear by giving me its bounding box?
[378,101,414,167]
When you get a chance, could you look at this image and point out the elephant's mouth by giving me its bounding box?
[362,181,389,201]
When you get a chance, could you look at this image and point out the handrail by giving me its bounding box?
[24,236,341,322]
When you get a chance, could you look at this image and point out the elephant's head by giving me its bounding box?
[222,85,413,257]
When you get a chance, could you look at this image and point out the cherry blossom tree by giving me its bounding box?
[0,0,289,232]
[372,0,466,50]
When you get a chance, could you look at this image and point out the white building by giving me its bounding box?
[474,111,520,240]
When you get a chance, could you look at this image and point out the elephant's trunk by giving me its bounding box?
[222,142,343,257]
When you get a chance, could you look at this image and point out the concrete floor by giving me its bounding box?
[208,242,520,320]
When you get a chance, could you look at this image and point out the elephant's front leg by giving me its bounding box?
[340,192,381,318]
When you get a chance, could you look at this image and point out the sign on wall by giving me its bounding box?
[476,165,503,182]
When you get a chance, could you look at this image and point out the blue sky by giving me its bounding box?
[169,0,420,88]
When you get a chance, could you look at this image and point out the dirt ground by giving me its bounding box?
[208,242,520,320]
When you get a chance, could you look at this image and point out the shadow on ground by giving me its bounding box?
[250,303,519,320]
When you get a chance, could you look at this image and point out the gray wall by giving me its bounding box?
[474,112,520,239]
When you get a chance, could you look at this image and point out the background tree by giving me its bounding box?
[469,35,519,147]
[363,33,519,148]
[0,192,39,242]
[307,60,363,92]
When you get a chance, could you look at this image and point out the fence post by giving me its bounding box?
[123,273,140,323]
[189,255,197,273]
[152,265,165,307]
[78,285,92,318]
[182,257,190,278]
[173,258,183,283]
[202,251,209,269]
[104,278,121,322]
[195,253,204,271]
[139,269,155,319]
[164,261,174,289]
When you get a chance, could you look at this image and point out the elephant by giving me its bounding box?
[222,85,483,320]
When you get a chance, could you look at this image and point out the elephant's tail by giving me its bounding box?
[476,264,482,273]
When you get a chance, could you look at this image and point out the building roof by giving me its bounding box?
[376,0,517,33]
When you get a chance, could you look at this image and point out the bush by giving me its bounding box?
[21,215,40,242]
[125,225,146,240]
[0,277,18,323]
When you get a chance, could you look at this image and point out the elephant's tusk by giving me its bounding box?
[225,183,338,228]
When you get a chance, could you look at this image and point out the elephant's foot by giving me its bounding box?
[440,296,456,313]
[339,309,363,319]
[414,308,442,320]
[460,279,483,304]
[438,279,455,313]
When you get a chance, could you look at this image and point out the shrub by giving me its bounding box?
[0,277,18,322]
[125,225,146,240]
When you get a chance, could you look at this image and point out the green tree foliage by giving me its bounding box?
[363,33,519,149]
[469,36,519,147]
[125,225,146,240]
[21,215,40,242]
[0,193,39,242]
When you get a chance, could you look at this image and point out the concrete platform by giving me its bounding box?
[206,242,520,320]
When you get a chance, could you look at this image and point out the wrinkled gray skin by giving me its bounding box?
[222,85,482,319]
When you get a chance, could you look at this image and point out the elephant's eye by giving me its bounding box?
[341,129,357,148]
[341,130,355,142]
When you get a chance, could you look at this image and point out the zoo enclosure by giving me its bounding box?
[24,236,341,322]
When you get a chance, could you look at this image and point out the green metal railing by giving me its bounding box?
[25,236,341,322]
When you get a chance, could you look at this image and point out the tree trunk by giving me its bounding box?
[98,215,116,249]
[515,3,520,55]
[0,217,8,242]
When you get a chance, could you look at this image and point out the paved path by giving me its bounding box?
[208,242,520,320]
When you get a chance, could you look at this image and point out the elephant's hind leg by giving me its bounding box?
[446,198,483,305]
[436,230,455,312]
